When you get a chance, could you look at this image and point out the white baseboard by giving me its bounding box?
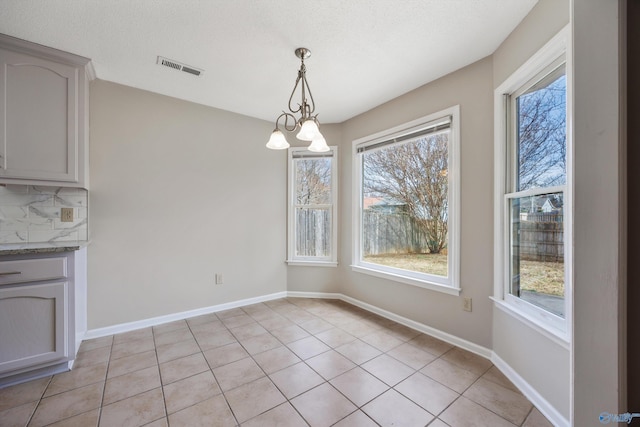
[491,352,569,427]
[84,291,287,339]
[287,291,343,300]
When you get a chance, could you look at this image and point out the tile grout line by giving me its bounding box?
[24,374,53,427]
[151,325,171,427]
[95,337,115,427]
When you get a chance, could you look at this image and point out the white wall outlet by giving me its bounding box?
[215,273,223,285]
[61,208,74,222]
[463,297,472,312]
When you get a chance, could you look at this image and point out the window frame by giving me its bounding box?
[287,146,338,267]
[493,25,572,343]
[352,106,461,295]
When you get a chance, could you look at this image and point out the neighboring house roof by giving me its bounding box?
[363,197,383,210]
[363,197,407,210]
[521,195,563,213]
[537,196,562,210]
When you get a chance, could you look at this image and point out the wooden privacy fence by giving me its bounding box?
[516,214,564,262]
[362,210,431,255]
[296,208,330,257]
[297,208,563,261]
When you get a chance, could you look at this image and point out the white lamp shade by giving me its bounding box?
[266,130,290,150]
[296,119,321,141]
[308,135,330,152]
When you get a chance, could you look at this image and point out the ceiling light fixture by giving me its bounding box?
[266,48,329,152]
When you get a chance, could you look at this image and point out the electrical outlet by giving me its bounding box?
[215,273,223,285]
[463,297,472,312]
[60,208,74,222]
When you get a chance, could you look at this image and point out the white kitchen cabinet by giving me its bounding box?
[0,281,71,374]
[0,250,84,386]
[0,34,93,188]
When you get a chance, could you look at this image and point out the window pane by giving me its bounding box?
[296,207,330,257]
[295,158,331,205]
[362,132,449,277]
[509,193,564,317]
[516,65,566,191]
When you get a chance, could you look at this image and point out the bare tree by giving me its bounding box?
[364,134,448,254]
[517,74,566,190]
[296,158,331,205]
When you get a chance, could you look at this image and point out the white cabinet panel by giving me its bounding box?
[2,50,77,181]
[0,34,91,188]
[0,281,69,374]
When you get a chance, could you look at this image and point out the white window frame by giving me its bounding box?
[287,146,338,267]
[493,25,572,345]
[352,106,460,295]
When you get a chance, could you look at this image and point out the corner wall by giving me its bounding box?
[490,0,571,423]
[88,81,288,329]
[572,0,626,423]
[335,56,495,349]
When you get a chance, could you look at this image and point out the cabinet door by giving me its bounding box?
[0,281,69,374]
[0,49,78,182]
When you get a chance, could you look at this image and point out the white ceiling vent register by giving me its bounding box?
[156,56,203,77]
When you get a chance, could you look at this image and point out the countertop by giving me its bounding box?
[0,242,90,256]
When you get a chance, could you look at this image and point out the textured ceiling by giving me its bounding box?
[0,0,537,124]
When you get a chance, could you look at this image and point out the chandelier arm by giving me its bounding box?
[276,112,298,132]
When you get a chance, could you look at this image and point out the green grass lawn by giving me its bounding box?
[364,253,448,277]
[364,253,564,296]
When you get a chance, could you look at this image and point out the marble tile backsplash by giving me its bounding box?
[0,185,88,244]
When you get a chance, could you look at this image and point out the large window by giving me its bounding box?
[353,106,460,294]
[494,27,571,337]
[287,147,338,266]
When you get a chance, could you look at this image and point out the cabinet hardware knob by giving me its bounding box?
[0,271,21,276]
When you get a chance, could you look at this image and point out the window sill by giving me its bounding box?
[351,264,460,296]
[490,297,570,349]
[286,260,338,268]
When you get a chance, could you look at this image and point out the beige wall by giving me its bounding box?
[332,56,495,349]
[493,0,570,86]
[572,0,625,423]
[493,308,570,413]
[490,0,571,422]
[88,81,287,329]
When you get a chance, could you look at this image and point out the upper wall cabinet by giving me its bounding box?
[0,35,93,188]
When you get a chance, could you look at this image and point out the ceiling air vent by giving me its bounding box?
[157,56,203,77]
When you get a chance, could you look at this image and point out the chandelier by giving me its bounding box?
[266,48,329,152]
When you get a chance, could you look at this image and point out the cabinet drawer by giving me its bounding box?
[0,257,67,285]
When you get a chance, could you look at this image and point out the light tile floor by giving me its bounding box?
[0,298,555,427]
